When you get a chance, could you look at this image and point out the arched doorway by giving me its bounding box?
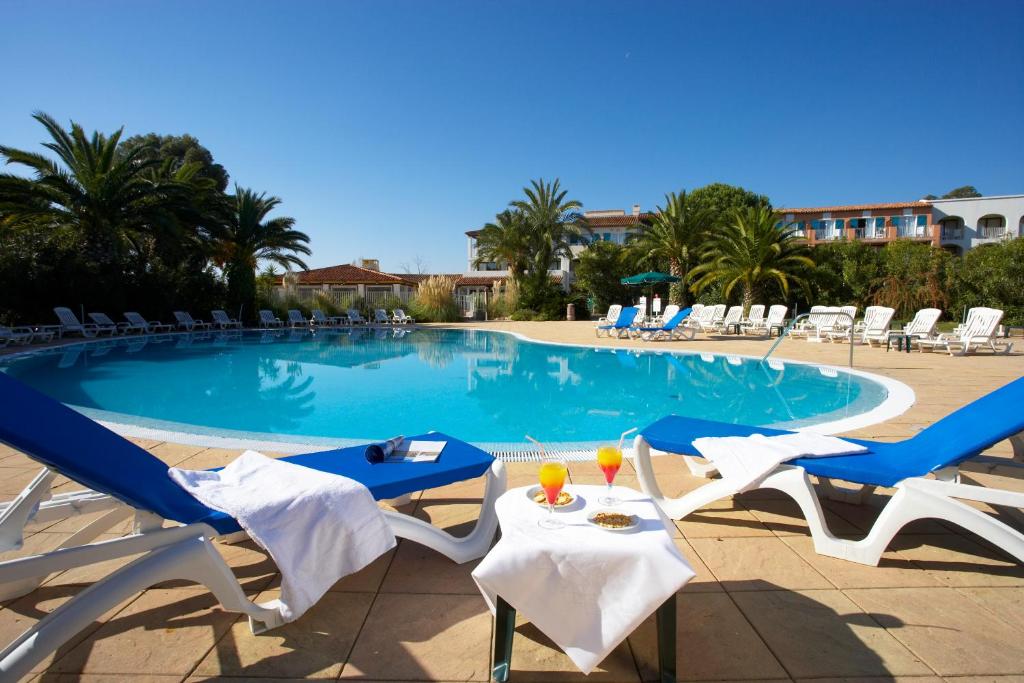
[977,214,1007,239]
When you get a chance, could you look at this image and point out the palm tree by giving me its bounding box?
[218,186,311,320]
[628,190,713,305]
[509,178,585,293]
[472,209,531,286]
[0,112,193,270]
[689,206,814,310]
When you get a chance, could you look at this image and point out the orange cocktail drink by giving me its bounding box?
[597,445,623,505]
[537,458,568,529]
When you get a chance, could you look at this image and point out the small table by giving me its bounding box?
[769,323,787,337]
[886,333,913,353]
[473,485,693,682]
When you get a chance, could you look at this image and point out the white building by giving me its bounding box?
[929,194,1024,255]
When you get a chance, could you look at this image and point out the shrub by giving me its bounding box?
[410,275,460,322]
[510,308,536,321]
[486,278,518,319]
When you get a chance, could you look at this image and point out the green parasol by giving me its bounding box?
[620,272,680,317]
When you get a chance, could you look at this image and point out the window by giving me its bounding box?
[979,215,1006,238]
[835,219,845,229]
[603,232,612,242]
[916,215,927,227]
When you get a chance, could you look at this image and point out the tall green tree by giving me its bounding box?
[690,206,813,309]
[573,240,636,314]
[120,133,230,192]
[472,209,531,286]
[218,187,311,320]
[628,190,713,305]
[688,182,771,228]
[0,112,193,273]
[509,178,585,311]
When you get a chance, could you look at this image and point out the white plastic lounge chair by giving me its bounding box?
[597,305,622,327]
[687,305,723,334]
[793,306,841,342]
[258,310,284,328]
[173,311,212,331]
[392,309,416,324]
[917,307,1012,356]
[347,309,368,325]
[834,306,893,344]
[286,309,309,328]
[871,308,941,348]
[633,376,1024,567]
[0,372,507,680]
[741,304,765,328]
[0,326,39,346]
[373,309,392,325]
[743,304,786,336]
[653,304,680,326]
[716,306,743,334]
[853,306,882,334]
[310,309,345,327]
[789,305,825,337]
[211,310,243,329]
[87,312,129,335]
[54,307,109,338]
[123,312,173,334]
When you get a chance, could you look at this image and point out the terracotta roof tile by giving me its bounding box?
[778,201,930,214]
[283,264,415,285]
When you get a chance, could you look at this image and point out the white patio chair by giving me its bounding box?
[918,307,1012,356]
[258,310,284,328]
[173,311,212,331]
[373,309,392,325]
[53,307,108,338]
[286,309,309,328]
[347,309,368,325]
[743,304,786,336]
[87,312,129,335]
[124,312,173,334]
[211,310,243,329]
[392,309,416,324]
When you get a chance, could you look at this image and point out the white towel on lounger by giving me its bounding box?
[169,450,396,622]
[692,432,868,492]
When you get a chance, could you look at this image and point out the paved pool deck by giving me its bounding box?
[1,321,1022,682]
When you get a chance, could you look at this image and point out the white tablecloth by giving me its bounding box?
[472,485,694,674]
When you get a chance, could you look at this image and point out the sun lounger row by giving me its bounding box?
[260,308,417,329]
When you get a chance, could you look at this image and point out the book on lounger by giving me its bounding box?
[383,440,445,463]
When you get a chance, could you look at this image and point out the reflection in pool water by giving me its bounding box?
[1,328,891,447]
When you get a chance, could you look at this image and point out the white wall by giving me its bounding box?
[930,195,1024,252]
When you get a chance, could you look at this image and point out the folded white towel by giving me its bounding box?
[692,432,867,492]
[169,450,396,622]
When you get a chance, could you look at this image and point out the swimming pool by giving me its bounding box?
[0,328,912,452]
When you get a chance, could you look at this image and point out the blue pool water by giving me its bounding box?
[0,328,892,447]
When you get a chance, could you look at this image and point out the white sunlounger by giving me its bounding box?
[392,309,416,324]
[373,309,392,325]
[258,310,284,328]
[53,307,111,338]
[123,312,173,334]
[870,308,942,348]
[286,309,309,328]
[740,304,765,328]
[87,312,129,335]
[835,306,894,344]
[716,305,743,334]
[311,309,347,327]
[0,326,40,346]
[597,304,622,327]
[348,309,368,325]
[173,311,212,331]
[917,307,1013,356]
[211,310,243,330]
[743,304,787,336]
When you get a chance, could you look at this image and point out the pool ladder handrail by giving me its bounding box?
[761,311,855,368]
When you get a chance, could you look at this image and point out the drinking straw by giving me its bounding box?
[525,434,547,461]
[617,427,638,453]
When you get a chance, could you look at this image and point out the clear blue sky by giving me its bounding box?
[2,0,1022,272]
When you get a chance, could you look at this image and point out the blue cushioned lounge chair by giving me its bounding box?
[595,306,639,338]
[629,307,695,341]
[0,372,506,679]
[633,376,1024,567]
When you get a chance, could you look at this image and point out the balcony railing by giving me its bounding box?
[941,227,964,241]
[979,226,1008,239]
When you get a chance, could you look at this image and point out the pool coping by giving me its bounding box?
[1,327,916,455]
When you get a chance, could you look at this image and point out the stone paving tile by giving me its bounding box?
[779,536,943,590]
[739,497,862,536]
[0,467,50,495]
[195,589,372,679]
[340,593,492,681]
[50,588,239,676]
[496,615,641,682]
[672,539,722,592]
[845,587,1024,676]
[37,675,182,682]
[0,583,135,676]
[147,442,206,466]
[732,589,932,678]
[172,448,240,471]
[688,536,835,591]
[888,535,1024,587]
[379,538,480,596]
[953,586,1024,630]
[675,503,775,539]
[628,591,788,681]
